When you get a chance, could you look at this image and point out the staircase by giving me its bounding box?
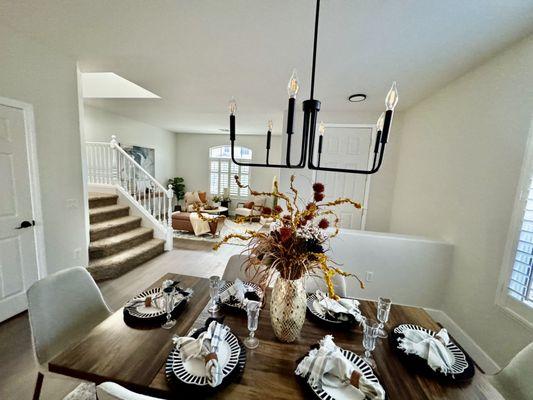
[88,192,165,281]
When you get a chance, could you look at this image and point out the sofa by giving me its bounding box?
[172,212,225,236]
[183,191,211,212]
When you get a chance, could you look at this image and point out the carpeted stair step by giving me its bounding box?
[90,215,142,241]
[87,238,165,281]
[88,192,118,209]
[89,204,130,224]
[89,227,154,259]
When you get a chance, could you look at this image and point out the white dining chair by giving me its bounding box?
[97,382,163,400]
[26,266,112,399]
[304,273,347,297]
[488,341,533,400]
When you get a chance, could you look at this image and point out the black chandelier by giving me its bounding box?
[228,0,398,175]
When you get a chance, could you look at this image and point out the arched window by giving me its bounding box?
[209,145,252,197]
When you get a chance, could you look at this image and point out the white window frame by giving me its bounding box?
[208,145,251,199]
[496,117,533,330]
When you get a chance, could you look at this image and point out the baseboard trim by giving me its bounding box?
[425,308,500,374]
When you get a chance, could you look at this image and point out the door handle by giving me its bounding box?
[15,220,35,229]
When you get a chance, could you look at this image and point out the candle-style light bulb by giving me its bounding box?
[228,98,237,115]
[385,81,399,111]
[318,121,325,136]
[376,112,385,131]
[268,120,273,132]
[287,69,299,98]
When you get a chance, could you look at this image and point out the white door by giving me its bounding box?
[315,125,374,230]
[0,103,40,322]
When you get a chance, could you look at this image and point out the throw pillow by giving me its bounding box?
[243,201,255,209]
[198,191,207,203]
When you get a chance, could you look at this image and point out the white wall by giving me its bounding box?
[279,111,403,232]
[83,105,178,185]
[0,25,87,273]
[390,34,533,366]
[175,133,282,208]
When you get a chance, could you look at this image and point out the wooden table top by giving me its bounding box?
[49,274,503,399]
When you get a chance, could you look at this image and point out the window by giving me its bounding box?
[507,178,533,308]
[498,122,533,326]
[209,145,251,197]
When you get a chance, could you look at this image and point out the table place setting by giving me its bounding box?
[295,335,386,400]
[165,319,246,393]
[390,324,475,382]
[123,279,194,328]
[217,277,263,312]
[307,290,364,326]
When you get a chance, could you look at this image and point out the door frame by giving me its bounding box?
[0,96,47,279]
[311,123,376,231]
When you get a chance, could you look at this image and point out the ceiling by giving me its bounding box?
[1,0,533,134]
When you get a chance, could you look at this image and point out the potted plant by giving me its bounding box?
[215,175,364,343]
[168,177,185,212]
[220,195,231,208]
[212,195,222,207]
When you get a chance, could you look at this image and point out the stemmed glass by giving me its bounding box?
[362,320,380,368]
[208,275,221,314]
[376,297,391,338]
[244,300,260,349]
[161,285,176,329]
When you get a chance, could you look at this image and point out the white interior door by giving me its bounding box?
[0,103,39,322]
[315,125,374,230]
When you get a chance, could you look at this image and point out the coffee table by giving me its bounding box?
[201,206,228,216]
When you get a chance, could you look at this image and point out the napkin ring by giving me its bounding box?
[204,353,218,363]
[349,371,361,388]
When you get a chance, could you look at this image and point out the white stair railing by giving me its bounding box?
[86,136,174,242]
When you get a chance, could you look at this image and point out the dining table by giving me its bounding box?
[49,273,504,399]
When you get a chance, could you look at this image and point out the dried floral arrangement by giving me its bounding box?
[214,175,365,298]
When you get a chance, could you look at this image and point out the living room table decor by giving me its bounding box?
[215,175,365,342]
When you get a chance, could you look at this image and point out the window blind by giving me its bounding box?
[508,177,533,308]
[209,145,251,197]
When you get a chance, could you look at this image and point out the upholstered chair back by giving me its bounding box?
[97,382,162,400]
[27,267,111,365]
[304,274,347,298]
[489,342,533,400]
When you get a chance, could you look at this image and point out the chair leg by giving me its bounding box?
[32,372,44,400]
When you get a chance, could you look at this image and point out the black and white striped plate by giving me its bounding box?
[166,330,241,386]
[306,293,343,325]
[393,324,469,375]
[218,281,263,311]
[307,349,381,400]
[124,287,186,319]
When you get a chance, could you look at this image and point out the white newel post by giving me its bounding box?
[110,135,118,184]
[166,184,174,250]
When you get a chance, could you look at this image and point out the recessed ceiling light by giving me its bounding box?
[348,94,367,102]
[82,72,161,99]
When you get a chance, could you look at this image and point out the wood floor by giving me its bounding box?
[0,239,240,400]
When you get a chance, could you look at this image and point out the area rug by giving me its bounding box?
[62,383,95,400]
[174,219,264,246]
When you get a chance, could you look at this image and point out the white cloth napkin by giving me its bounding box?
[397,328,453,374]
[295,335,386,400]
[219,278,247,306]
[315,291,363,323]
[172,321,230,387]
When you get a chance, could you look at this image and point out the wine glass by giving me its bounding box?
[208,275,221,314]
[161,286,176,329]
[376,297,391,338]
[244,300,260,349]
[362,320,380,368]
